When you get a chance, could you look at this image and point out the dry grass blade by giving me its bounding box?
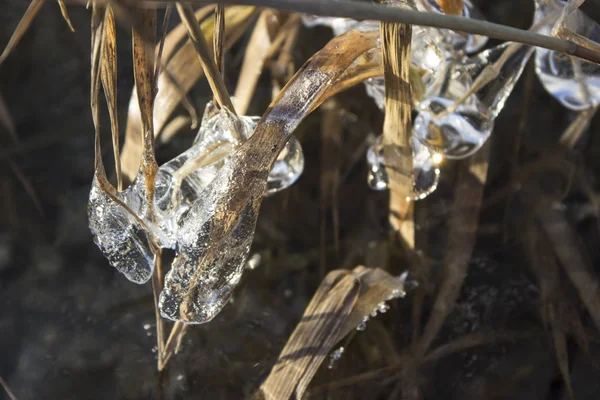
[154,4,173,82]
[213,5,225,75]
[258,267,406,399]
[258,270,360,400]
[438,0,463,15]
[233,9,283,115]
[0,0,46,65]
[320,99,342,277]
[0,94,17,143]
[7,160,44,217]
[415,142,491,357]
[0,376,17,400]
[121,6,257,180]
[524,221,577,400]
[270,14,301,95]
[535,201,600,333]
[379,9,414,246]
[309,330,535,394]
[57,0,76,32]
[162,30,379,324]
[161,5,215,62]
[101,7,122,190]
[176,3,235,112]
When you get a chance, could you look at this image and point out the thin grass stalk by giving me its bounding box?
[101,6,122,190]
[213,4,225,74]
[415,142,491,357]
[175,2,236,112]
[0,0,46,65]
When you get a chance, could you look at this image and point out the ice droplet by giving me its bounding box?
[301,14,445,109]
[534,0,600,110]
[356,316,369,332]
[414,42,532,159]
[88,176,156,284]
[366,135,441,200]
[328,347,345,369]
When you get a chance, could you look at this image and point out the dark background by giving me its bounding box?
[1,0,600,399]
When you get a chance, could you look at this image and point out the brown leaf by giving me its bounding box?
[132,7,158,214]
[0,0,46,65]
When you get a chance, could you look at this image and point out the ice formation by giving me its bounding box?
[366,135,441,200]
[89,102,304,321]
[534,0,600,110]
[414,42,533,159]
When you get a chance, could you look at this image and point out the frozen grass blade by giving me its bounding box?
[121,6,257,180]
[233,9,283,115]
[57,0,76,32]
[415,142,491,357]
[131,6,166,369]
[0,0,46,66]
[101,7,122,190]
[158,30,379,324]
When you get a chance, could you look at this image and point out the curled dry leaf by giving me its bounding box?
[258,266,406,400]
[121,6,257,181]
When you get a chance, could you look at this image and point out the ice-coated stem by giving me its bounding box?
[159,30,379,323]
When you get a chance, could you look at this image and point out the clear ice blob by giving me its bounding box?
[301,14,446,108]
[414,41,533,159]
[88,177,156,284]
[267,136,305,194]
[534,0,600,110]
[88,102,304,286]
[366,135,441,200]
[415,0,489,54]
